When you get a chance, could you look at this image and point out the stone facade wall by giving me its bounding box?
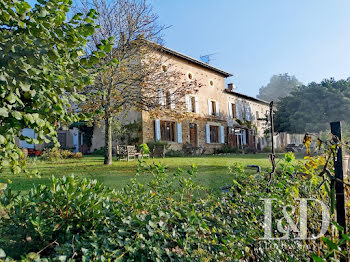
[90,51,270,154]
[139,52,270,154]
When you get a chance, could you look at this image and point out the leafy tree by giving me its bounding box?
[0,0,99,173]
[76,0,200,165]
[257,73,302,102]
[274,78,350,133]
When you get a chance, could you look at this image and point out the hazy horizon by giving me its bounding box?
[152,0,350,97]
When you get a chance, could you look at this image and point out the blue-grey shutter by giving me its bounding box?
[177,123,182,143]
[215,101,219,116]
[220,126,225,144]
[246,104,251,121]
[242,129,247,145]
[155,119,161,141]
[235,103,239,120]
[21,128,35,149]
[206,124,210,143]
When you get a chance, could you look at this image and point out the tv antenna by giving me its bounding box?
[200,53,217,64]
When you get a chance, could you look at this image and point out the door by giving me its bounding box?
[227,127,236,147]
[189,123,197,147]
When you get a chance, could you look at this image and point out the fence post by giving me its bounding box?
[330,122,346,236]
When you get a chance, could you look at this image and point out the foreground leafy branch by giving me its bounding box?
[0,0,99,174]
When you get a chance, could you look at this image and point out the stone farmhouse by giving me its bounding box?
[90,46,270,154]
[16,46,270,154]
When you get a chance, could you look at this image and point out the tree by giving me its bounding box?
[0,0,99,173]
[76,0,200,165]
[257,73,302,102]
[274,78,350,133]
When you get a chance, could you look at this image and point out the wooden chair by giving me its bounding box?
[115,145,143,161]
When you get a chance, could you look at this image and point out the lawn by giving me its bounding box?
[0,153,297,193]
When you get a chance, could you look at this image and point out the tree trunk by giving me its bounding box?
[104,115,113,165]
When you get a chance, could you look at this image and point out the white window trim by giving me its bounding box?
[187,71,194,80]
[208,99,219,116]
[209,79,215,88]
[187,95,199,113]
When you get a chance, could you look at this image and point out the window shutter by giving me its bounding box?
[185,95,190,112]
[206,124,210,143]
[195,96,199,113]
[155,119,161,141]
[177,123,182,143]
[235,103,241,120]
[215,101,219,116]
[220,126,225,144]
[208,100,212,115]
[158,90,164,106]
[246,104,251,121]
[170,91,175,109]
[228,102,232,118]
[242,130,247,145]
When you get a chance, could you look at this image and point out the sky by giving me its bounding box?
[151,0,350,97]
[26,0,350,97]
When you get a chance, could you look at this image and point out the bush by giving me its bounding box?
[1,154,344,261]
[91,147,104,155]
[165,149,185,157]
[139,143,150,154]
[214,145,239,154]
[41,148,83,161]
[146,141,169,152]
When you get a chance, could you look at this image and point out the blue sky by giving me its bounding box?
[151,0,350,97]
[27,0,350,97]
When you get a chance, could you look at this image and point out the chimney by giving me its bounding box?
[227,83,235,91]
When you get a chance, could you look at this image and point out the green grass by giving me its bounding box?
[0,153,298,193]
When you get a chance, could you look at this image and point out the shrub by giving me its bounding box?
[91,147,104,155]
[41,148,83,161]
[41,147,62,161]
[165,149,185,157]
[147,141,169,152]
[1,154,344,261]
[139,143,150,154]
[214,145,239,154]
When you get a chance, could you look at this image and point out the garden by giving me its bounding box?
[1,0,350,260]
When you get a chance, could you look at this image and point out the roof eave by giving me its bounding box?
[158,46,233,78]
[224,89,270,105]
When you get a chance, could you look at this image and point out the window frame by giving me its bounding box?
[231,103,236,118]
[211,101,216,116]
[160,121,176,142]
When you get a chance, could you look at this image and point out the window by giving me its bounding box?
[256,111,259,125]
[160,121,175,142]
[211,101,216,116]
[210,126,219,143]
[209,80,214,87]
[231,103,236,118]
[191,96,196,113]
[162,65,167,72]
[187,72,193,80]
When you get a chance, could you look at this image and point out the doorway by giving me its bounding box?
[189,123,197,147]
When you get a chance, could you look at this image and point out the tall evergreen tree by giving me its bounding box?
[274,78,350,133]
